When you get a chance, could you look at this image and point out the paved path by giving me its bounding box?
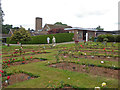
[3,41,75,46]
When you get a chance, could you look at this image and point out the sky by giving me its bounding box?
[1,0,119,31]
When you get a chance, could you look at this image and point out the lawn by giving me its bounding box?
[1,42,119,89]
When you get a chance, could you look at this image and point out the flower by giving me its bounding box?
[80,45,83,48]
[13,59,15,60]
[0,70,4,73]
[112,50,114,52]
[102,82,106,87]
[0,74,1,77]
[32,50,35,52]
[101,61,104,64]
[94,87,100,90]
[103,48,105,50]
[49,81,51,83]
[0,54,2,55]
[8,60,10,62]
[7,76,10,80]
[3,61,5,63]
[22,61,25,63]
[15,49,19,51]
[68,77,70,79]
[64,56,67,58]
[78,59,79,61]
[30,56,32,58]
[5,61,7,63]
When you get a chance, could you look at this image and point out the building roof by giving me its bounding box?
[64,27,97,31]
[45,24,72,29]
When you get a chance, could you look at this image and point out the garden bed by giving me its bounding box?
[49,62,118,79]
[2,73,37,87]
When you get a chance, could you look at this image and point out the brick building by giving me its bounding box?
[64,27,97,41]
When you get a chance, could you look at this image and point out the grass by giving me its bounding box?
[2,42,119,88]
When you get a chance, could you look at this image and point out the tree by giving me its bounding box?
[54,22,67,26]
[96,26,104,31]
[0,1,5,33]
[10,27,31,46]
[2,24,13,34]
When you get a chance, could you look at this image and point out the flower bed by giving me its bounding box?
[49,62,119,79]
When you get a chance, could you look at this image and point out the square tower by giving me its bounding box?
[35,17,42,31]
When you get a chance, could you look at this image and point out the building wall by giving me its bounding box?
[88,31,95,40]
[78,30,83,40]
[74,30,79,41]
[42,25,50,31]
[74,30,95,41]
[35,17,42,31]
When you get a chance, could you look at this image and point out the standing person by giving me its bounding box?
[52,36,56,46]
[47,37,50,44]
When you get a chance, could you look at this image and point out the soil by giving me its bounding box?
[2,59,47,67]
[61,54,118,62]
[2,52,50,60]
[2,73,35,88]
[49,62,119,79]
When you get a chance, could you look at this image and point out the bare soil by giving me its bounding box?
[49,62,119,79]
[2,73,36,87]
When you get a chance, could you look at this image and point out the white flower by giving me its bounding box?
[102,82,106,87]
[94,87,100,90]
[5,80,8,83]
[68,77,70,79]
[15,49,19,51]
[101,61,104,64]
[84,53,86,55]
[48,61,50,63]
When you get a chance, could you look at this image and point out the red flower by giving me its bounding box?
[13,59,15,60]
[8,60,10,62]
[0,70,4,73]
[0,54,2,55]
[5,61,7,63]
[7,76,10,80]
[103,48,105,50]
[22,61,25,63]
[0,74,1,77]
[7,64,10,66]
[32,50,34,52]
[112,50,114,52]
[80,45,83,48]
[30,56,32,58]
[3,61,5,63]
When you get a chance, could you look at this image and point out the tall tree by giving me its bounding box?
[2,24,13,34]
[10,27,31,46]
[0,1,5,34]
[96,25,104,31]
[54,22,67,26]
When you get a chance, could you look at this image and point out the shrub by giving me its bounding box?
[97,34,120,42]
[7,33,74,44]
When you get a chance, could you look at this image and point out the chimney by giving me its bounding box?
[35,17,42,31]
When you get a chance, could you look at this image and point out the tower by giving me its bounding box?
[35,17,42,31]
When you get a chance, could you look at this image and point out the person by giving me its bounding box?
[52,36,56,46]
[47,37,50,44]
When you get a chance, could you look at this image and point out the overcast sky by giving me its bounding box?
[1,0,119,31]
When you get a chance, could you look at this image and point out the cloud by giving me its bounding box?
[76,10,108,18]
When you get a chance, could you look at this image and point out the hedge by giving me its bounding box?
[7,33,74,44]
[97,34,120,42]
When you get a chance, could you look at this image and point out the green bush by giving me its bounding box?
[97,34,120,42]
[7,33,74,44]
